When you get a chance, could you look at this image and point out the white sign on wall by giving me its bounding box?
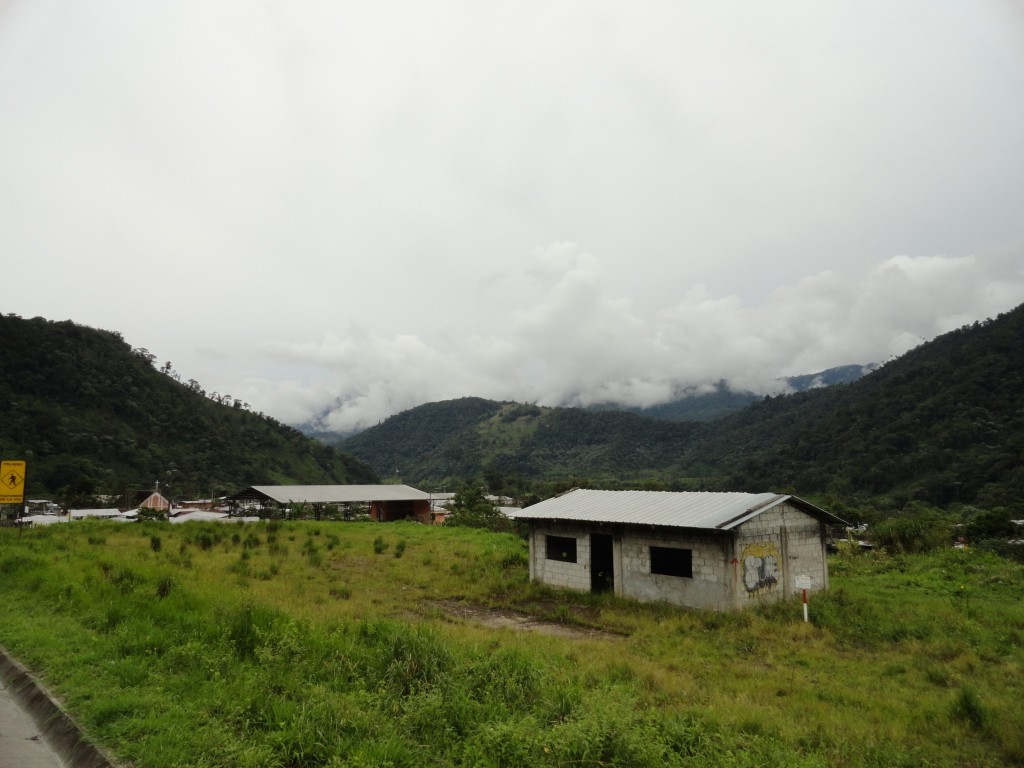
[794,574,812,590]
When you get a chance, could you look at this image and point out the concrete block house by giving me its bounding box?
[514,489,846,611]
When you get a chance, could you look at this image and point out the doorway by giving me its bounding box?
[591,533,614,593]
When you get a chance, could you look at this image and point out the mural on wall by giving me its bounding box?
[742,543,779,595]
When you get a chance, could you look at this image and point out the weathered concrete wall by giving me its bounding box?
[529,524,594,593]
[528,524,733,610]
[528,503,830,612]
[618,529,733,610]
[732,503,828,608]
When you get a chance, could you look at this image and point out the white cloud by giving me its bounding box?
[2,2,1023,433]
[245,247,1024,432]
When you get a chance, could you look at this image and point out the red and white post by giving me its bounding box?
[795,574,811,623]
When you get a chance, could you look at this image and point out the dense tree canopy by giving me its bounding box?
[341,305,1024,515]
[5,303,1022,521]
[0,314,377,503]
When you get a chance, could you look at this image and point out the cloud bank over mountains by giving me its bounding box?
[251,245,1023,432]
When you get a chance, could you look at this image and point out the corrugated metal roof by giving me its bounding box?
[511,489,843,530]
[169,510,229,524]
[248,485,430,504]
[68,508,124,518]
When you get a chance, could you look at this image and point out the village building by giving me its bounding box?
[513,489,846,611]
[231,484,432,523]
[125,490,172,513]
[18,508,136,526]
[169,509,259,524]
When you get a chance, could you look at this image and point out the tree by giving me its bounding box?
[133,347,156,365]
[966,508,1016,541]
[869,502,954,553]
[136,506,167,521]
[444,484,513,532]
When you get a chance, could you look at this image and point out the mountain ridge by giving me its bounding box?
[584,363,877,423]
[4,305,1021,514]
[339,306,1024,511]
[303,363,877,438]
[0,313,378,503]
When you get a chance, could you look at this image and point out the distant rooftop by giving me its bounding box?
[243,484,430,505]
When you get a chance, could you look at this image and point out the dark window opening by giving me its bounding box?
[546,535,577,563]
[650,546,692,578]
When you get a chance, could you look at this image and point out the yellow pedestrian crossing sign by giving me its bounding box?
[1,461,27,504]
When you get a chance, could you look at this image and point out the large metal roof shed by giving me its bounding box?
[230,485,432,523]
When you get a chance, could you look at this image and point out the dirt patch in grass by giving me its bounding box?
[431,599,621,640]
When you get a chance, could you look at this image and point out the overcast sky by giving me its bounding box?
[3,1,1024,432]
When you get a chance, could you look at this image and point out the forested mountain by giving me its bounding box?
[0,314,377,504]
[340,305,1024,512]
[681,306,1024,510]
[8,304,1019,514]
[585,384,760,422]
[339,399,701,488]
[587,364,876,423]
[337,367,877,483]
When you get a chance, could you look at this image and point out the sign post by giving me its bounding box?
[795,574,812,623]
[1,460,27,505]
[2,460,27,537]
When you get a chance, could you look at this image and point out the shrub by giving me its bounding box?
[870,503,954,553]
[301,539,322,567]
[227,603,280,661]
[376,624,452,697]
[330,585,351,600]
[445,485,514,532]
[106,565,140,594]
[950,686,987,730]
[373,536,389,555]
[155,575,174,599]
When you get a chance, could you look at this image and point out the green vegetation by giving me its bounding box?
[0,314,378,502]
[443,484,515,532]
[5,305,1023,523]
[1,521,1022,767]
[340,399,702,491]
[338,305,1024,517]
[678,307,1024,511]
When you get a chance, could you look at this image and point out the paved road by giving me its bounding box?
[0,678,65,767]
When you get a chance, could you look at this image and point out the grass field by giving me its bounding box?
[0,520,1021,767]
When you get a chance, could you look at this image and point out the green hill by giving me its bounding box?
[10,303,1019,513]
[340,398,702,489]
[340,304,1024,512]
[0,314,378,503]
[682,305,1024,510]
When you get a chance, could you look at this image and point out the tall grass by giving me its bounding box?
[0,521,1022,767]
